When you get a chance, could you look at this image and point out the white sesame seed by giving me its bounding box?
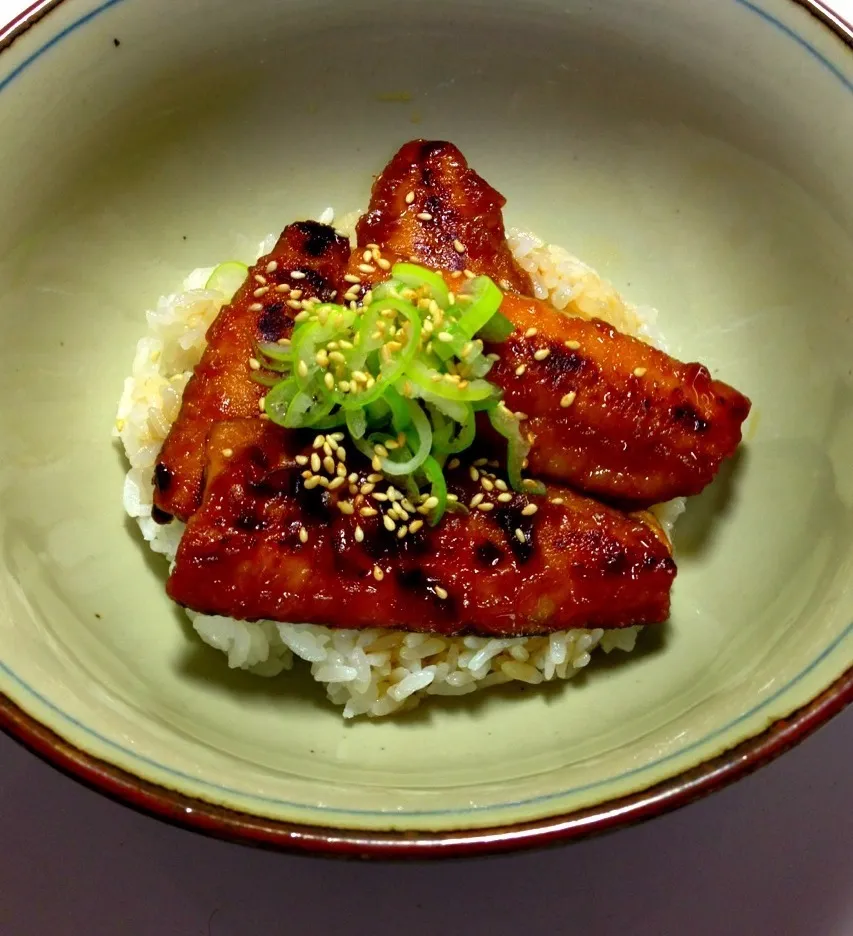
[355,525,364,543]
[337,500,355,514]
[312,435,325,448]
[416,211,433,221]
[481,478,494,492]
[495,479,508,492]
[453,239,466,254]
[423,496,439,510]
[463,269,476,279]
[254,274,267,285]
[405,191,416,204]
[515,528,526,544]
[377,257,392,270]
[360,506,378,518]
[470,493,484,508]
[448,458,460,470]
[275,283,291,293]
[265,260,278,274]
[344,273,362,284]
[437,331,454,343]
[469,466,480,482]
[524,327,538,338]
[497,492,513,503]
[521,503,539,516]
[565,340,581,350]
[434,586,449,600]
[408,519,424,534]
[533,348,551,361]
[477,502,495,512]
[310,453,321,473]
[249,302,263,312]
[328,476,346,490]
[373,565,384,581]
[358,263,376,274]
[515,364,527,377]
[304,476,321,490]
[323,455,336,474]
[290,270,306,280]
[550,497,564,505]
[560,391,577,408]
[253,287,269,298]
[633,367,647,378]
[324,372,335,390]
[258,397,266,413]
[299,526,308,543]
[397,527,407,539]
[248,357,261,371]
[222,448,233,458]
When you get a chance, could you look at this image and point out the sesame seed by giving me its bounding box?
[304,476,321,490]
[565,340,581,350]
[323,441,333,457]
[371,456,382,472]
[275,283,291,293]
[324,372,335,390]
[469,466,480,482]
[437,331,454,343]
[288,300,303,311]
[470,493,484,508]
[336,446,347,462]
[405,191,416,204]
[373,565,384,582]
[254,274,267,285]
[328,476,346,490]
[481,478,494,492]
[633,367,647,378]
[289,289,303,300]
[515,528,526,544]
[377,257,392,270]
[312,435,326,448]
[434,586,449,600]
[265,260,278,274]
[330,433,345,442]
[295,455,308,466]
[249,302,263,312]
[355,525,364,543]
[360,506,378,518]
[368,473,383,483]
[521,503,539,516]
[323,455,336,474]
[348,472,359,484]
[360,483,376,496]
[290,270,306,280]
[372,492,389,502]
[337,500,355,514]
[248,357,261,371]
[408,519,424,534]
[448,458,460,470]
[299,526,308,543]
[533,348,551,361]
[336,463,347,478]
[362,249,373,263]
[423,496,439,510]
[497,492,513,503]
[551,497,564,505]
[344,273,362,284]
[253,287,269,298]
[416,212,433,221]
[258,397,266,413]
[560,391,577,408]
[477,502,495,512]
[358,263,376,274]
[463,269,476,279]
[397,527,407,540]
[495,479,508,492]
[222,448,233,458]
[374,443,389,458]
[515,364,527,377]
[310,453,321,473]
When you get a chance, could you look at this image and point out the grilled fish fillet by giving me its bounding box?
[166,420,676,636]
[153,221,350,521]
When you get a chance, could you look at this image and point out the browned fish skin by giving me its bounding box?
[487,295,752,508]
[360,140,751,507]
[166,420,676,637]
[356,139,533,295]
[152,222,350,521]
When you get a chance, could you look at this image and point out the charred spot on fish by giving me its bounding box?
[541,346,590,380]
[246,445,270,470]
[603,547,628,575]
[249,467,292,499]
[493,505,534,564]
[151,506,173,525]
[397,567,427,591]
[293,221,341,257]
[296,268,337,302]
[672,403,709,433]
[235,512,266,532]
[419,140,449,163]
[476,541,505,568]
[423,194,442,217]
[292,475,331,522]
[154,463,173,492]
[258,303,288,342]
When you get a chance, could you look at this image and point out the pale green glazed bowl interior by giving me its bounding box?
[1,0,852,842]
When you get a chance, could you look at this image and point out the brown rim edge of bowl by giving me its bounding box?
[3,665,852,860]
[0,0,852,859]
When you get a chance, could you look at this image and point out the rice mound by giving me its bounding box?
[115,213,684,718]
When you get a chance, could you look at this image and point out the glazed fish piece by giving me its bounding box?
[488,294,752,507]
[356,139,751,507]
[166,420,676,637]
[153,221,350,521]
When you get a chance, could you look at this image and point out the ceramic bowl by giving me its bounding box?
[1,0,852,857]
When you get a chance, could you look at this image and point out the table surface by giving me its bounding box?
[2,1,852,934]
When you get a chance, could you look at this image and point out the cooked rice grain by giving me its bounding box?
[115,212,683,718]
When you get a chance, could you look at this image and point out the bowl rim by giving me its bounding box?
[1,0,852,858]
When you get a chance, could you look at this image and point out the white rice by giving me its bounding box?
[115,210,685,718]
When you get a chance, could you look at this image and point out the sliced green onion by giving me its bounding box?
[391,262,450,308]
[477,310,514,343]
[422,455,448,526]
[487,404,544,494]
[205,261,249,301]
[379,400,432,475]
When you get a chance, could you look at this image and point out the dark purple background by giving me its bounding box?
[1,706,851,936]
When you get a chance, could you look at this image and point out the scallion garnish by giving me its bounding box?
[255,262,539,524]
